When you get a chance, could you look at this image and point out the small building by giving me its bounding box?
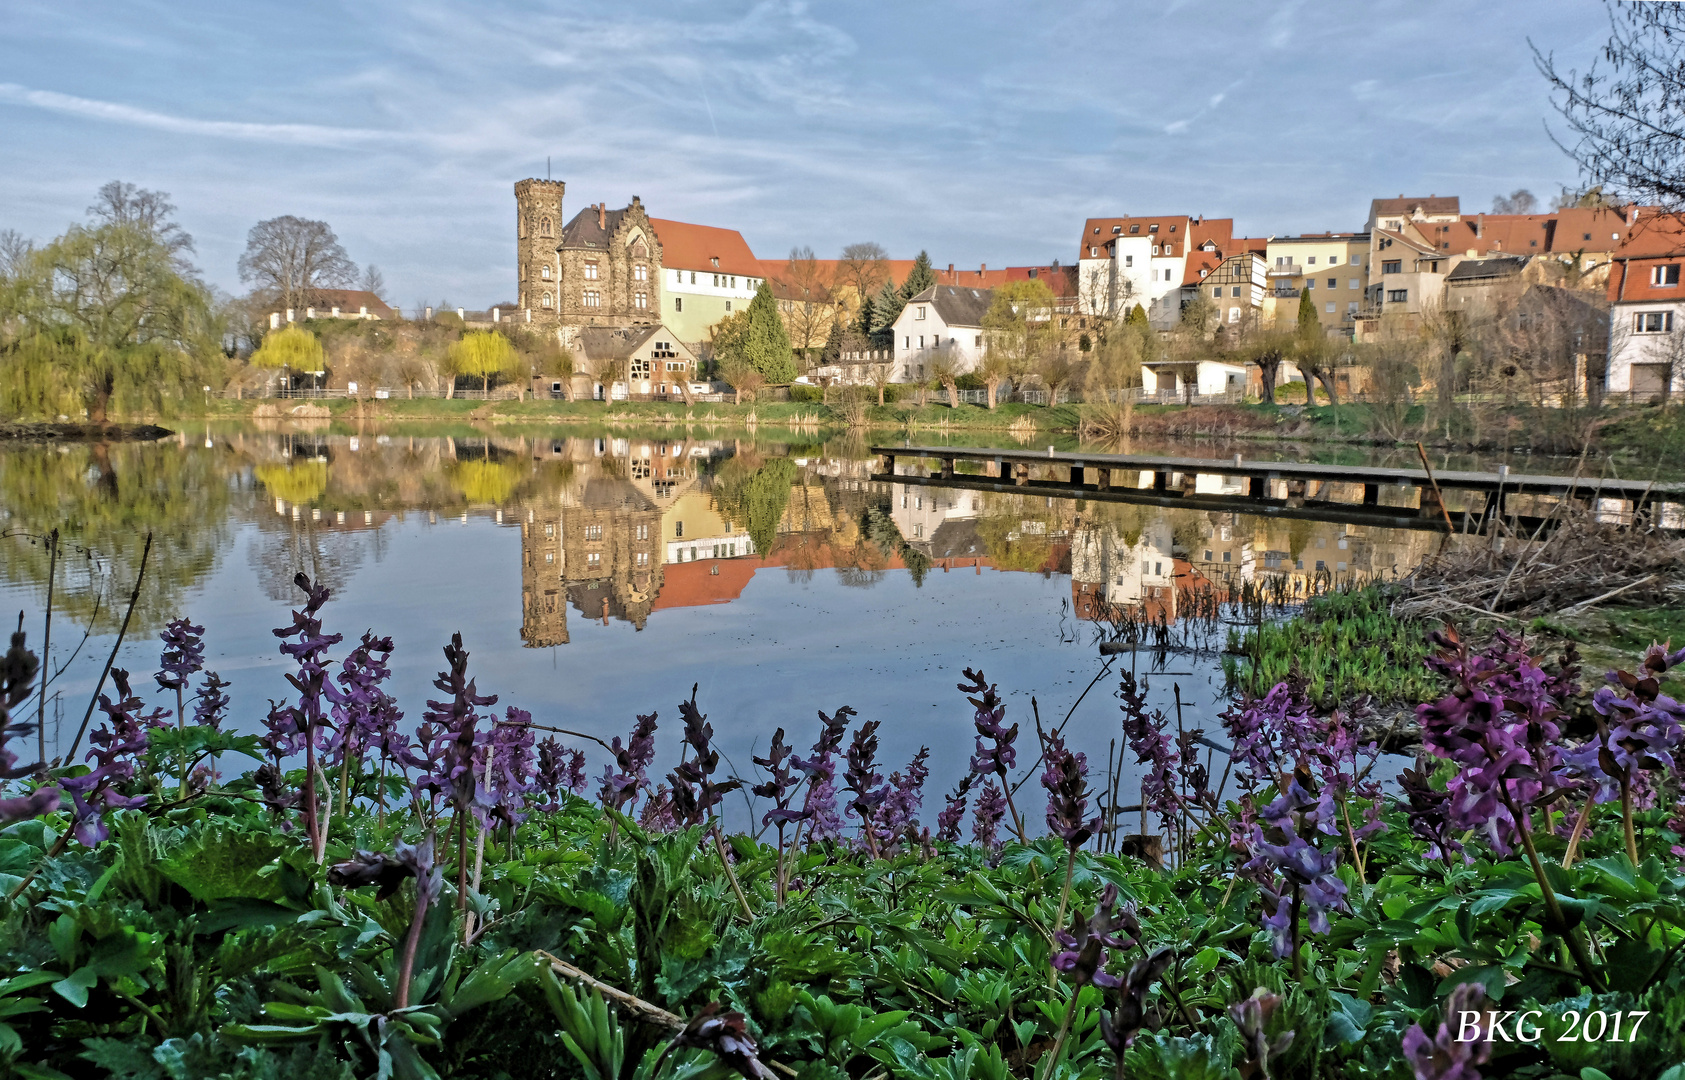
[889,284,994,383]
[267,289,395,327]
[567,325,703,402]
[651,219,767,347]
[1607,211,1685,397]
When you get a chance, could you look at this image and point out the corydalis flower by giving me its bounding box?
[658,1003,774,1080]
[1399,760,1464,865]
[323,632,401,777]
[1098,946,1174,1054]
[962,668,1018,780]
[842,719,889,837]
[410,633,497,819]
[669,685,741,827]
[752,728,803,828]
[60,669,159,845]
[1574,642,1685,793]
[1041,727,1099,847]
[790,705,854,842]
[154,617,205,697]
[1120,672,1180,823]
[972,780,1006,850]
[599,711,658,814]
[876,746,930,841]
[1051,882,1139,988]
[1230,988,1295,1080]
[0,628,59,824]
[486,706,538,827]
[535,736,587,811]
[935,774,972,843]
[1244,769,1348,959]
[1401,982,1490,1080]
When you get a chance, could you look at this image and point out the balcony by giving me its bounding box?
[1266,263,1304,277]
[1270,286,1302,299]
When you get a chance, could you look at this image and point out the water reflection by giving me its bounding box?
[1,428,1443,816]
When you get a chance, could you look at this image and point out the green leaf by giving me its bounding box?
[158,827,293,902]
[51,967,97,1009]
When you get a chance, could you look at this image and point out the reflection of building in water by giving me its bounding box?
[519,498,568,647]
[1189,512,1256,590]
[1070,516,1178,620]
[891,483,980,545]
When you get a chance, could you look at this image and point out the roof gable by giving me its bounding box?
[649,218,761,275]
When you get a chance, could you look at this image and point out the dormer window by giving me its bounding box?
[711,257,719,267]
[1149,224,1160,233]
[1112,225,1122,234]
[1169,225,1177,232]
[1093,226,1100,234]
[1652,264,1681,286]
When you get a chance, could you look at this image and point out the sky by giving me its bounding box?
[0,0,1610,310]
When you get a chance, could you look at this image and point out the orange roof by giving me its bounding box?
[1188,218,1234,252]
[756,258,920,297]
[292,289,396,319]
[649,218,763,276]
[1607,211,1685,302]
[1182,250,1222,286]
[649,557,761,610]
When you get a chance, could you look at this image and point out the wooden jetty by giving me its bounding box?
[870,445,1685,534]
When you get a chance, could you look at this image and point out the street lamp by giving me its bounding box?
[203,385,211,410]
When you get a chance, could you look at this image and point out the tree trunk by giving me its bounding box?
[877,384,885,406]
[1318,371,1341,406]
[1258,361,1278,405]
[986,383,997,410]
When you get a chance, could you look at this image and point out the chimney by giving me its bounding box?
[948,263,954,274]
[598,203,606,229]
[1476,214,1483,238]
[980,263,987,273]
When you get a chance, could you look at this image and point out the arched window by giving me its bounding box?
[540,216,553,237]
[542,291,553,308]
[540,265,551,280]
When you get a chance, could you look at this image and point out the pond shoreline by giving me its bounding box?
[0,420,174,442]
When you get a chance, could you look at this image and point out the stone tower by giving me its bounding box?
[515,178,567,318]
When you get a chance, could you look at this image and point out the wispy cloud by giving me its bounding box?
[0,83,404,147]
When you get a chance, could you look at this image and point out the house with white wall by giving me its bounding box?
[649,219,767,347]
[1076,215,1234,328]
[1607,211,1685,397]
[889,284,994,383]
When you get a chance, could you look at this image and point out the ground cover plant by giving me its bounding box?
[2,575,1684,1080]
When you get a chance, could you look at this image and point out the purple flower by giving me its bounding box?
[972,780,1006,851]
[961,668,1018,780]
[599,711,658,814]
[268,574,344,850]
[639,784,678,833]
[60,669,159,845]
[322,632,401,782]
[1230,988,1296,1078]
[1051,882,1139,987]
[193,671,231,730]
[1399,760,1464,865]
[1041,727,1099,848]
[0,628,60,825]
[752,727,802,829]
[410,632,497,821]
[486,706,538,827]
[1242,770,1348,958]
[1120,672,1180,825]
[1400,982,1491,1080]
[935,775,972,842]
[842,720,889,841]
[1098,947,1173,1054]
[668,685,741,827]
[789,705,855,842]
[1418,630,1574,856]
[876,747,930,843]
[535,736,587,810]
[154,617,206,696]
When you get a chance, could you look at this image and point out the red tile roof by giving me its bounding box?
[295,289,396,319]
[649,218,763,276]
[1607,211,1685,303]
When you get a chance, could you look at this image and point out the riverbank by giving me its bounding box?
[0,420,173,441]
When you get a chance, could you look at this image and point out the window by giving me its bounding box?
[1653,265,1681,286]
[633,264,648,281]
[1351,255,1361,265]
[1636,311,1674,333]
[724,300,731,311]
[1149,223,1159,233]
[1347,301,1358,313]
[1129,224,1140,234]
[1308,256,1317,265]
[1204,549,1213,562]
[1112,225,1121,233]
[974,335,982,348]
[903,336,910,349]
[544,551,554,563]
[1228,307,1240,323]
[635,523,649,540]
[587,552,600,569]
[1124,255,1133,267]
[1306,279,1314,290]
[918,335,924,348]
[541,291,553,308]
[1213,287,1222,298]
[585,524,603,540]
[635,552,649,567]
[1164,269,1172,281]
[1325,302,1336,314]
[540,216,552,237]
[584,261,599,280]
[916,305,926,320]
[674,296,682,311]
[634,291,647,309]
[689,271,696,284]
[730,276,737,287]
[1350,279,1360,290]
[1231,286,1241,297]
[1223,550,1232,562]
[1387,289,1409,303]
[631,358,650,379]
[540,264,551,280]
[675,521,684,538]
[1382,260,1402,274]
[1089,246,1098,257]
[582,290,601,307]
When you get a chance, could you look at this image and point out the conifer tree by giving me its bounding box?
[1126,303,1149,328]
[742,281,796,383]
[869,278,905,345]
[1297,287,1320,334]
[900,250,937,299]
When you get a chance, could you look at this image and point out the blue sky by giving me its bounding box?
[0,0,1607,309]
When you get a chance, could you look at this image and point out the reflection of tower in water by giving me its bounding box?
[519,504,568,647]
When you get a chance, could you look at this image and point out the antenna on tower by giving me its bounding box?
[547,156,551,180]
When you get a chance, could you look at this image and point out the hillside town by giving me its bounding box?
[255,183,1676,409]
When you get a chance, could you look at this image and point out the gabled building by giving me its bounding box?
[1607,210,1685,397]
[651,219,768,345]
[1076,215,1234,328]
[1262,233,1370,332]
[889,283,995,383]
[568,325,702,402]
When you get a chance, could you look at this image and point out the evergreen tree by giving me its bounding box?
[853,292,875,338]
[869,278,905,344]
[821,318,844,365]
[900,250,937,299]
[1297,287,1320,334]
[1126,303,1149,328]
[742,281,796,383]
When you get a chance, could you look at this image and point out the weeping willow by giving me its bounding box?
[255,461,330,505]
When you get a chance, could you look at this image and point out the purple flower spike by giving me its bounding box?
[961,668,1018,780]
[1051,882,1139,988]
[935,775,972,843]
[668,685,741,827]
[1401,982,1491,1080]
[972,780,1006,851]
[408,632,497,821]
[789,705,855,842]
[752,728,803,829]
[155,617,206,696]
[599,711,658,815]
[535,736,587,810]
[0,629,60,825]
[486,706,538,828]
[1098,946,1173,1054]
[1241,769,1349,958]
[876,746,930,844]
[842,720,889,840]
[1120,672,1180,827]
[1230,988,1296,1078]
[1041,727,1100,848]
[60,669,160,845]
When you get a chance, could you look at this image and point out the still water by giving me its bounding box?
[0,427,1448,824]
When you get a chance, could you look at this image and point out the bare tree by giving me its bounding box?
[88,181,196,271]
[0,229,33,282]
[1241,327,1293,406]
[361,264,387,301]
[1492,189,1540,214]
[836,242,890,324]
[776,246,833,364]
[1536,3,1685,208]
[238,216,358,316]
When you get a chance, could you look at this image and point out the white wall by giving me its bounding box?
[890,302,985,382]
[1609,301,1685,393]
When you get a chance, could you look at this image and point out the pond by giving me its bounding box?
[0,426,1456,827]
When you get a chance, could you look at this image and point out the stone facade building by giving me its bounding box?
[514,178,664,335]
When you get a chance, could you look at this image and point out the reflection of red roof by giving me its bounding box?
[650,558,760,610]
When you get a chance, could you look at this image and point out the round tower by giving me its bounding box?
[515,178,567,317]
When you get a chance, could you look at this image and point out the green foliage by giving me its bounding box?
[1297,287,1320,332]
[712,455,798,556]
[868,279,904,343]
[742,283,796,384]
[1126,303,1149,328]
[251,326,325,374]
[447,331,520,391]
[788,384,824,404]
[900,251,936,300]
[1223,585,1440,707]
